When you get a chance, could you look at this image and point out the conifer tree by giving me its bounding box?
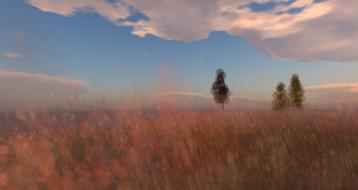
[272,82,289,111]
[289,74,305,109]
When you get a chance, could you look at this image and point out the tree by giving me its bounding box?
[211,69,230,111]
[272,82,289,111]
[289,74,305,109]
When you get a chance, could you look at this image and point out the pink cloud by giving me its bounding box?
[307,83,358,92]
[3,51,23,59]
[27,0,129,21]
[27,0,358,62]
[0,70,91,110]
[306,82,358,109]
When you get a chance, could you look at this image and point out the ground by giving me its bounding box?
[0,110,357,189]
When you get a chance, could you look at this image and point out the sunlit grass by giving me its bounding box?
[0,110,357,189]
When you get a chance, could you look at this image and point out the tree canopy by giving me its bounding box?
[211,69,230,111]
[289,74,305,109]
[272,82,289,111]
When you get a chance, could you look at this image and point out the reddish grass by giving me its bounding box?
[0,110,357,189]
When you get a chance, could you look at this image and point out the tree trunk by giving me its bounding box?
[221,103,224,111]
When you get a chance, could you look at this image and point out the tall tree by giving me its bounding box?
[211,69,230,111]
[289,74,305,109]
[272,82,289,111]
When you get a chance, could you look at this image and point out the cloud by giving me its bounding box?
[3,51,23,59]
[306,82,358,109]
[290,0,314,8]
[307,83,358,93]
[27,0,358,62]
[0,70,90,110]
[27,0,130,21]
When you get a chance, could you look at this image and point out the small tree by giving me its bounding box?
[211,69,230,111]
[272,82,289,111]
[289,74,305,109]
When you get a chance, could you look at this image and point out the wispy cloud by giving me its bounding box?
[305,82,358,109]
[307,83,358,92]
[3,51,23,59]
[27,0,129,21]
[0,70,91,110]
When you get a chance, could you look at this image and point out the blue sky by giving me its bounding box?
[1,0,358,109]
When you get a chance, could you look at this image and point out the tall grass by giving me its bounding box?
[0,110,357,189]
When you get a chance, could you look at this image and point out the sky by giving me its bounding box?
[1,0,358,110]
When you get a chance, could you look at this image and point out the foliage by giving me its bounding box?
[289,74,305,109]
[272,82,289,111]
[211,69,230,110]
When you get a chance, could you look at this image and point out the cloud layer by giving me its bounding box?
[306,82,358,109]
[0,70,90,110]
[27,0,358,62]
[28,0,129,21]
[307,83,358,93]
[2,51,23,59]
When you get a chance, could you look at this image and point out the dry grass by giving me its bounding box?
[0,110,357,190]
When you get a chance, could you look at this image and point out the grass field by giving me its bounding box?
[0,110,357,189]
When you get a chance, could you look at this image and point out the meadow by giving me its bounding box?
[0,110,357,190]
